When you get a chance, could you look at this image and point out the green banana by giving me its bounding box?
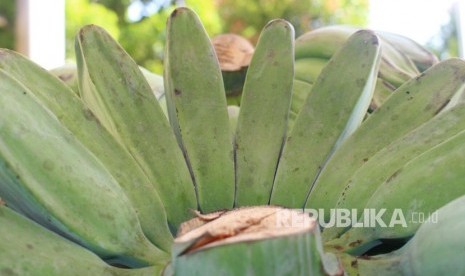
[307,58,465,214]
[288,79,312,132]
[49,63,80,95]
[270,30,381,207]
[227,105,240,139]
[0,70,168,267]
[356,194,465,275]
[139,66,165,99]
[327,127,465,254]
[378,30,439,72]
[234,19,294,206]
[0,49,173,252]
[164,8,234,212]
[294,57,328,84]
[323,102,465,241]
[75,25,197,230]
[294,25,355,60]
[0,204,165,275]
[295,25,421,87]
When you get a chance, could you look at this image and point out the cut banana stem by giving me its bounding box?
[271,30,381,207]
[0,71,168,267]
[308,58,465,214]
[75,24,197,231]
[234,19,295,206]
[0,205,166,275]
[172,206,342,276]
[0,49,173,252]
[164,8,235,212]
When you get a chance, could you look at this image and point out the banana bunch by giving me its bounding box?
[293,25,439,114]
[1,6,465,275]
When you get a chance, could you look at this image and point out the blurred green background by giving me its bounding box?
[0,0,460,74]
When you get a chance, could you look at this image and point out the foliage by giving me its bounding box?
[66,0,120,60]
[426,8,459,60]
[0,0,16,50]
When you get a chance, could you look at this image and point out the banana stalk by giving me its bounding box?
[171,207,342,275]
[234,19,294,206]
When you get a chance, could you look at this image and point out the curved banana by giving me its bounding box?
[307,58,465,215]
[76,25,198,229]
[270,30,381,207]
[0,70,168,267]
[234,19,295,206]
[0,204,165,275]
[0,49,174,252]
[164,8,235,213]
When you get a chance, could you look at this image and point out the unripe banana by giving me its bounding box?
[0,70,168,267]
[139,66,165,99]
[164,8,235,212]
[49,63,80,95]
[0,49,173,251]
[307,58,465,215]
[0,204,165,275]
[270,30,381,208]
[234,19,294,206]
[323,101,465,241]
[295,25,429,88]
[378,30,439,72]
[294,57,328,84]
[75,24,198,230]
[227,105,240,139]
[357,194,465,275]
[288,79,312,132]
[326,127,465,255]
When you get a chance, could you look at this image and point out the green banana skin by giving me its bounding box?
[164,8,235,212]
[294,57,328,84]
[307,58,465,214]
[378,30,439,72]
[76,25,197,230]
[139,66,165,99]
[357,195,465,275]
[234,19,294,206]
[295,25,355,60]
[0,70,168,267]
[49,63,80,95]
[288,79,312,132]
[227,105,240,139]
[0,49,173,252]
[270,30,381,208]
[323,102,465,241]
[0,204,165,275]
[327,128,465,255]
